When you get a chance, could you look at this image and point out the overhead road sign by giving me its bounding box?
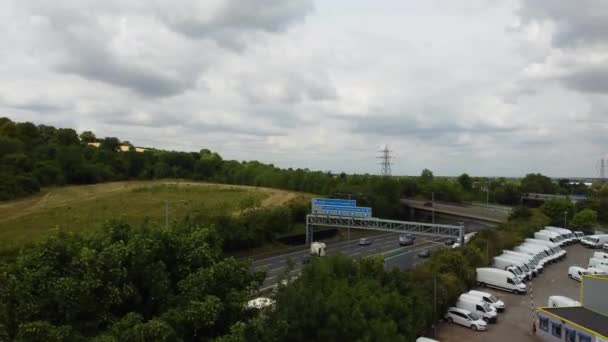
[316,205,372,218]
[312,198,356,207]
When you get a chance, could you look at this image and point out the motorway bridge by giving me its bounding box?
[401,199,510,224]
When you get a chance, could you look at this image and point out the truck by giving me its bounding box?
[476,268,526,294]
[581,234,608,248]
[310,242,327,256]
[545,227,576,245]
[493,256,529,281]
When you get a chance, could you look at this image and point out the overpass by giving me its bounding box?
[401,199,510,224]
[521,193,587,203]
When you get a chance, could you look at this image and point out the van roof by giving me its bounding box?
[447,306,472,315]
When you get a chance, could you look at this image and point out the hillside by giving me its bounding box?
[0,180,311,244]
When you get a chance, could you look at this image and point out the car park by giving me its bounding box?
[444,307,488,331]
[467,290,505,312]
[358,238,372,246]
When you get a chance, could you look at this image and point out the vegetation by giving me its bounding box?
[223,210,551,341]
[0,220,264,341]
[0,181,310,246]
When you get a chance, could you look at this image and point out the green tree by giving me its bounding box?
[79,131,97,143]
[541,199,574,226]
[420,168,434,183]
[520,173,557,194]
[457,173,472,191]
[571,209,597,233]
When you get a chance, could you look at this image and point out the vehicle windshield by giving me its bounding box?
[513,277,522,284]
[482,303,492,312]
[468,313,481,321]
[489,295,498,302]
[520,265,529,272]
[512,267,522,275]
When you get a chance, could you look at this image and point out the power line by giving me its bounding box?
[377,145,394,176]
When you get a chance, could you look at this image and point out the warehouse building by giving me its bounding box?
[536,275,608,342]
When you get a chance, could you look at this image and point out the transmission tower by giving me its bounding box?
[377,145,394,176]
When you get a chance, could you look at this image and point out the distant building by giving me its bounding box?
[86,142,146,153]
[536,275,608,342]
[87,142,101,148]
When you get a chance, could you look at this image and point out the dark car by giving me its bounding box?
[418,249,431,258]
[444,238,456,246]
[399,235,414,246]
[358,238,372,246]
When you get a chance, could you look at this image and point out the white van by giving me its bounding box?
[574,231,585,241]
[581,235,608,248]
[500,252,542,276]
[467,290,505,312]
[536,231,565,246]
[547,295,581,308]
[416,338,439,342]
[588,257,608,268]
[456,294,498,323]
[568,266,589,282]
[593,252,608,260]
[525,238,566,259]
[515,244,554,265]
[493,256,528,281]
[545,227,576,244]
[511,248,547,269]
[476,268,527,294]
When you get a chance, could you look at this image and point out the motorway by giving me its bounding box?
[251,219,495,291]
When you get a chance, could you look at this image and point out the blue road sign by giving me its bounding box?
[312,198,356,207]
[316,205,372,218]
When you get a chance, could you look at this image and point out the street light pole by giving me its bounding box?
[432,191,435,224]
[564,210,568,228]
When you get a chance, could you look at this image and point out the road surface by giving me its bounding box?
[251,219,494,291]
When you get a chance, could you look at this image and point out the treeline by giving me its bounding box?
[0,221,265,341]
[218,209,551,341]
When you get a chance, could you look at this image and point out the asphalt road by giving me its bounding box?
[252,219,495,291]
[402,199,510,222]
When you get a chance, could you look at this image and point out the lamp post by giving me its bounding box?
[564,210,568,228]
[432,192,435,224]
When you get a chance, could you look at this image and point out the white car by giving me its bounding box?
[568,266,589,282]
[444,307,488,331]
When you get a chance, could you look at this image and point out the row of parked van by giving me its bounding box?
[581,234,608,249]
[442,290,506,331]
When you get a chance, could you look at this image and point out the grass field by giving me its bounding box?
[0,180,312,245]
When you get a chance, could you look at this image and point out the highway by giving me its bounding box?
[402,199,510,223]
[251,219,494,291]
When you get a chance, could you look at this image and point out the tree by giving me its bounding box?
[79,131,97,143]
[457,173,472,191]
[520,173,557,194]
[571,209,597,234]
[55,128,80,146]
[420,169,434,183]
[541,199,574,226]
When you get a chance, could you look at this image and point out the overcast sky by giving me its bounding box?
[2,1,607,177]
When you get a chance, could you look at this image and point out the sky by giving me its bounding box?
[1,0,607,177]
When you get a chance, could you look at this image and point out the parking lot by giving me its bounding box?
[435,243,595,342]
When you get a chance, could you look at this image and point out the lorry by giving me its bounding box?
[310,242,327,256]
[493,256,529,281]
[581,234,608,248]
[476,268,527,294]
[456,294,498,323]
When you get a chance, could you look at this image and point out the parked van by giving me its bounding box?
[588,265,608,274]
[581,235,608,248]
[588,257,608,269]
[493,257,528,281]
[456,294,498,323]
[525,239,566,259]
[525,243,562,263]
[416,338,439,342]
[574,231,585,241]
[501,252,543,275]
[545,227,576,244]
[467,290,505,312]
[444,307,488,331]
[476,268,526,294]
[547,296,581,308]
[498,254,537,278]
[536,231,565,246]
[503,250,543,273]
[515,245,553,265]
[593,252,608,260]
[568,266,589,282]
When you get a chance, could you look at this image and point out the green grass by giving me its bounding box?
[0,180,309,245]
